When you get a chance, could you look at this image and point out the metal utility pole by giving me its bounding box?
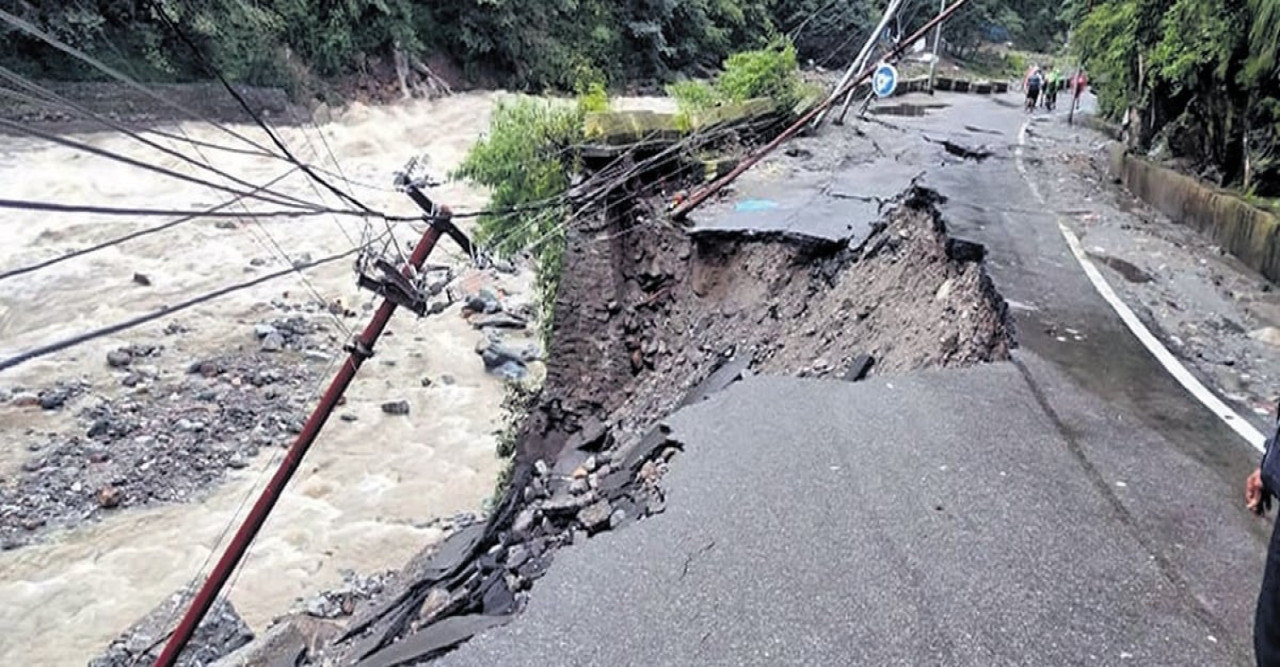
[812,0,904,129]
[671,0,973,222]
[153,164,467,667]
[833,0,905,126]
[927,0,946,92]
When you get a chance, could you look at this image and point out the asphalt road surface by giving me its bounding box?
[439,93,1270,666]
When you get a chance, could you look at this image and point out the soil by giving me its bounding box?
[520,184,1013,467]
[227,181,1017,667]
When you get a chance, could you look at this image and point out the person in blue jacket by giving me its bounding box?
[1247,407,1280,666]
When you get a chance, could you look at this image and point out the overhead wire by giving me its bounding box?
[0,117,331,211]
[0,168,299,282]
[149,2,378,217]
[0,249,357,373]
[0,7,283,159]
[0,71,328,212]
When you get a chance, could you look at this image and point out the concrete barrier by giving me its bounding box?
[582,98,777,146]
[1111,150,1280,283]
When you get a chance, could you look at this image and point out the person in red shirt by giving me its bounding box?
[1073,70,1089,110]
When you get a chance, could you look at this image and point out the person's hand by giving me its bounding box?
[1248,468,1269,515]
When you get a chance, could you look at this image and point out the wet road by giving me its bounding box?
[440,93,1270,665]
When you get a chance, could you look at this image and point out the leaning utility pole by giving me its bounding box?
[152,162,470,667]
[926,0,946,92]
[671,0,973,222]
[833,0,906,125]
[812,0,904,129]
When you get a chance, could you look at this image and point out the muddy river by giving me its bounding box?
[0,91,671,665]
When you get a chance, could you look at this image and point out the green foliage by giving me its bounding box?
[718,41,801,109]
[667,79,721,114]
[577,82,610,113]
[668,40,803,118]
[1072,0,1280,194]
[452,96,584,330]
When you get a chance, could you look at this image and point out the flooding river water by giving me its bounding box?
[0,91,531,665]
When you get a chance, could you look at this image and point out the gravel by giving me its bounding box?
[0,348,319,548]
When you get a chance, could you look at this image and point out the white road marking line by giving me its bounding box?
[1015,121,1266,451]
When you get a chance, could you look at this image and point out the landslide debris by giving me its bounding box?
[270,183,1017,667]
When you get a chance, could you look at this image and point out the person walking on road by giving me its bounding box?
[1024,65,1045,113]
[1247,405,1280,666]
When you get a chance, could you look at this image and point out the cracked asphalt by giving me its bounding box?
[438,93,1271,666]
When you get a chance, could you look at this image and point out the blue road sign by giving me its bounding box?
[872,63,898,98]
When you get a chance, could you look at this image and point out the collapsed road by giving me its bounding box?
[432,94,1271,665]
[109,91,1272,666]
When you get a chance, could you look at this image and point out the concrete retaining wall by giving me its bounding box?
[583,98,776,146]
[1111,150,1280,283]
[897,77,1009,96]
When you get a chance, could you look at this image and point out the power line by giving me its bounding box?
[0,7,283,159]
[0,249,358,374]
[0,117,330,211]
[0,198,404,220]
[149,2,378,217]
[0,73,326,212]
[0,168,299,282]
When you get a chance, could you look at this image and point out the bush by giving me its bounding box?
[668,40,803,120]
[717,41,802,109]
[452,96,588,336]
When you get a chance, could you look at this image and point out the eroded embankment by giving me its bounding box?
[179,183,1015,667]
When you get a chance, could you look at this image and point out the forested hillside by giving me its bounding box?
[1071,0,1280,195]
[3,0,1071,92]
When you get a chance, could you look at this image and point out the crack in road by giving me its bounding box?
[678,539,717,581]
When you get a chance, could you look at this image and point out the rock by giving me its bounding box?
[227,455,249,469]
[381,400,411,416]
[21,517,45,531]
[215,220,238,230]
[122,374,141,388]
[417,587,452,622]
[577,500,612,531]
[440,374,456,386]
[340,413,358,423]
[472,313,528,330]
[583,455,599,473]
[512,507,538,539]
[1250,327,1280,348]
[304,595,342,619]
[609,508,627,529]
[303,350,330,362]
[132,272,151,286]
[249,257,267,267]
[253,324,279,339]
[89,586,253,667]
[935,278,956,302]
[292,252,314,268]
[39,391,68,411]
[20,457,46,473]
[420,376,434,388]
[96,486,122,509]
[568,478,589,495]
[533,460,550,477]
[88,418,111,439]
[261,333,285,353]
[639,460,659,484]
[506,543,530,569]
[107,349,133,368]
[572,465,589,479]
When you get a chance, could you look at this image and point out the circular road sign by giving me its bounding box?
[872,63,898,98]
